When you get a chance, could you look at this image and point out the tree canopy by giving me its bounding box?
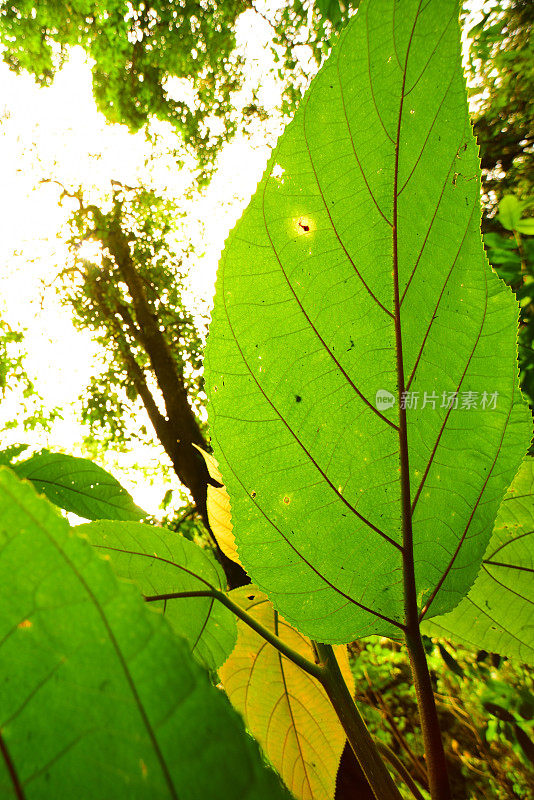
[0,0,249,175]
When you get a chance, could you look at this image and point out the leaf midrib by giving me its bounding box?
[0,729,25,800]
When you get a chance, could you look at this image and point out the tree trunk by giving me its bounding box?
[87,205,249,588]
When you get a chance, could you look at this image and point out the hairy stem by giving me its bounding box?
[314,643,403,800]
[404,626,450,800]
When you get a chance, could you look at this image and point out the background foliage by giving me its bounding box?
[0,1,533,799]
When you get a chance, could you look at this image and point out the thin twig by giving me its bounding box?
[376,741,428,800]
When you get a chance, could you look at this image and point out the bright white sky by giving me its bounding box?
[0,6,290,514]
[0,2,486,516]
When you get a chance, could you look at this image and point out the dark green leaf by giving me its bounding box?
[0,468,291,800]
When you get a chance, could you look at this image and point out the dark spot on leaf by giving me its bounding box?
[251,490,256,499]
[299,221,310,232]
[295,395,302,403]
[247,595,255,600]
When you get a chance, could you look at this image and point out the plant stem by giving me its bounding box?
[144,588,323,679]
[146,591,406,798]
[514,229,527,275]
[391,16,451,800]
[314,643,403,800]
[404,626,451,800]
[376,741,427,800]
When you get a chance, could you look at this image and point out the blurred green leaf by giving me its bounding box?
[497,195,534,232]
[517,219,534,236]
[497,196,523,231]
[484,233,517,250]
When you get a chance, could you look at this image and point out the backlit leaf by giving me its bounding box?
[497,195,534,232]
[0,469,291,799]
[194,445,242,566]
[0,444,29,466]
[76,520,237,670]
[205,0,530,642]
[12,451,145,521]
[219,586,353,800]
[423,458,534,664]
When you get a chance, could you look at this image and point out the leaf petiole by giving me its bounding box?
[144,588,324,679]
[145,589,405,799]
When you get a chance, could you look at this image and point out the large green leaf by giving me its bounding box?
[76,520,237,670]
[12,451,146,521]
[0,468,291,799]
[205,0,530,642]
[423,458,534,664]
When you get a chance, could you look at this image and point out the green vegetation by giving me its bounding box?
[0,0,248,176]
[0,1,533,799]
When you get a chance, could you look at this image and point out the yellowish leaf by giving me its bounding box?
[194,444,242,566]
[219,586,353,800]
